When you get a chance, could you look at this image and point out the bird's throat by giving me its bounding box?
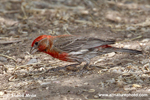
[44,50,70,62]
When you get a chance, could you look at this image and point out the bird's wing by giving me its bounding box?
[82,37,115,49]
[53,35,115,53]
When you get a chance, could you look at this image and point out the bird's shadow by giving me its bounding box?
[45,63,104,76]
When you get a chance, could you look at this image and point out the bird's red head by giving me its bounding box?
[30,35,51,54]
[31,35,48,47]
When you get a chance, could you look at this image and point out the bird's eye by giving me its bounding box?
[35,42,38,45]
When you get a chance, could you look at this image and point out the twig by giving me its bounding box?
[118,35,142,43]
[0,40,22,44]
[14,62,54,76]
[14,62,45,70]
[21,3,27,18]
[0,54,17,62]
[0,10,20,14]
[130,35,143,41]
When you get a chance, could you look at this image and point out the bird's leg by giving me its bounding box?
[79,58,94,70]
[82,63,94,70]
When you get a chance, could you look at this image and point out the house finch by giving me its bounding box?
[30,35,142,68]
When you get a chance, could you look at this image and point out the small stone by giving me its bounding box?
[140,59,149,64]
[46,87,49,90]
[82,89,87,92]
[116,38,122,41]
[88,89,95,93]
[141,28,147,32]
[39,67,45,71]
[117,80,124,87]
[0,62,4,66]
[17,58,22,63]
[122,73,131,76]
[27,58,38,64]
[0,57,7,62]
[124,45,130,48]
[132,84,142,88]
[126,34,132,38]
[124,85,136,91]
[142,38,150,42]
[81,10,89,14]
[126,26,136,31]
[8,31,15,36]
[40,82,51,86]
[83,82,89,85]
[101,69,108,72]
[144,46,150,51]
[94,95,99,99]
[111,69,118,73]
[143,63,150,70]
[107,52,115,57]
[53,81,60,84]
[22,31,28,36]
[53,21,59,25]
[6,50,10,53]
[93,8,97,11]
[106,78,116,83]
[0,91,4,96]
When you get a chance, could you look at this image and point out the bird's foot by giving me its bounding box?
[80,63,95,70]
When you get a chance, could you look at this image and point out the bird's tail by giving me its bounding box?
[97,45,142,54]
[113,47,142,54]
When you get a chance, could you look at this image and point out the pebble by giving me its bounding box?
[94,95,99,99]
[83,82,89,85]
[101,69,108,72]
[106,78,116,83]
[40,82,51,87]
[0,62,4,66]
[122,73,131,76]
[126,34,132,38]
[126,26,136,31]
[88,89,95,93]
[107,52,115,57]
[80,10,89,14]
[27,58,38,64]
[39,67,45,71]
[143,63,150,69]
[132,84,142,88]
[6,50,10,53]
[141,28,147,32]
[124,87,136,91]
[111,69,118,73]
[140,59,149,64]
[124,45,130,48]
[46,87,49,90]
[142,38,150,42]
[0,57,7,62]
[144,46,150,51]
[8,31,15,36]
[22,31,28,36]
[17,58,22,63]
[0,91,4,96]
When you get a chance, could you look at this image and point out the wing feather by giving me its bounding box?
[53,35,115,53]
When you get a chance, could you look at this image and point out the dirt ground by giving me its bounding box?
[0,0,150,100]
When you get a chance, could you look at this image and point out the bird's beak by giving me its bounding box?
[30,47,39,54]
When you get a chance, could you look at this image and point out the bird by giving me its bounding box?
[30,34,142,69]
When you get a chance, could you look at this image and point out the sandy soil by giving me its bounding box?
[0,0,150,100]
